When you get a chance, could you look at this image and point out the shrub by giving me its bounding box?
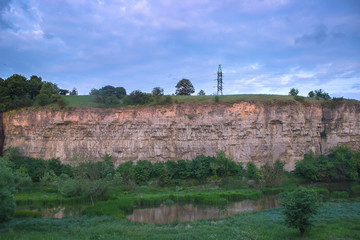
[279,187,319,237]
[295,151,318,181]
[294,96,305,102]
[116,161,135,184]
[295,146,360,182]
[261,160,285,186]
[246,162,260,180]
[134,160,153,184]
[0,157,31,222]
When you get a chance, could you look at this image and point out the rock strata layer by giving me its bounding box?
[2,102,360,170]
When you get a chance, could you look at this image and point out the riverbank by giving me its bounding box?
[1,201,359,240]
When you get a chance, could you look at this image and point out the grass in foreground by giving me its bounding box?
[1,202,359,240]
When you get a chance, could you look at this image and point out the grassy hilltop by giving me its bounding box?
[63,94,357,108]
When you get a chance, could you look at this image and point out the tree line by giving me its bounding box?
[0,74,78,112]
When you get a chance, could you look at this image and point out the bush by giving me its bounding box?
[0,157,31,222]
[295,151,319,181]
[261,160,285,186]
[134,160,153,184]
[116,161,135,184]
[294,96,305,102]
[279,187,319,237]
[295,146,360,182]
[246,162,260,180]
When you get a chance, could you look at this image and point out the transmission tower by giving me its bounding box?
[217,64,223,95]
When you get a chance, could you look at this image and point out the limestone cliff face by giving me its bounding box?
[2,102,360,170]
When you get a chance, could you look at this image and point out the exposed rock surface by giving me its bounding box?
[2,101,360,170]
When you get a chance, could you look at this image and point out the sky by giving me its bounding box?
[1,0,360,99]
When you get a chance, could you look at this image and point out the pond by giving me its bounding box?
[126,196,279,223]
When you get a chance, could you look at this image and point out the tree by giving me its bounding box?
[0,156,31,222]
[127,90,151,105]
[40,82,59,97]
[308,91,315,98]
[71,88,78,96]
[314,89,330,100]
[35,93,50,106]
[279,187,319,237]
[59,89,69,95]
[90,85,126,105]
[289,88,299,96]
[175,79,195,95]
[308,89,330,100]
[28,75,43,99]
[198,90,205,96]
[152,87,164,96]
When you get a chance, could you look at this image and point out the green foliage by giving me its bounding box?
[125,90,152,105]
[191,155,212,181]
[261,160,285,187]
[35,93,50,106]
[295,147,360,182]
[116,161,136,184]
[40,82,59,97]
[330,191,349,199]
[0,157,31,222]
[51,94,68,108]
[289,88,299,96]
[246,162,261,180]
[198,89,206,95]
[308,89,331,100]
[351,185,360,196]
[90,85,126,105]
[279,187,319,237]
[175,78,195,95]
[4,147,73,182]
[134,160,153,184]
[294,96,305,102]
[152,87,164,96]
[214,95,220,103]
[70,88,78,95]
[314,89,331,100]
[1,202,360,240]
[58,156,115,200]
[308,90,315,98]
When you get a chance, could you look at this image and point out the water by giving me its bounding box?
[126,196,279,223]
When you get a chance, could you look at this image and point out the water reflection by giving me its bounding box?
[127,196,279,223]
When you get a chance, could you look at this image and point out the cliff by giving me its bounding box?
[2,101,360,170]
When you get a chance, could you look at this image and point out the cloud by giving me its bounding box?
[295,25,328,44]
[294,24,346,45]
[353,84,360,90]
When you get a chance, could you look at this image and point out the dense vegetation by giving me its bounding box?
[1,145,360,239]
[0,74,70,112]
[295,145,360,182]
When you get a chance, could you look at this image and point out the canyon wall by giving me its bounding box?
[2,101,360,170]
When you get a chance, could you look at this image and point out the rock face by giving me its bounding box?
[2,102,360,170]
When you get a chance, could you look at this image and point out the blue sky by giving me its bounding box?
[1,0,359,99]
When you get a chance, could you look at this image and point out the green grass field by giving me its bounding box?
[1,201,359,240]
